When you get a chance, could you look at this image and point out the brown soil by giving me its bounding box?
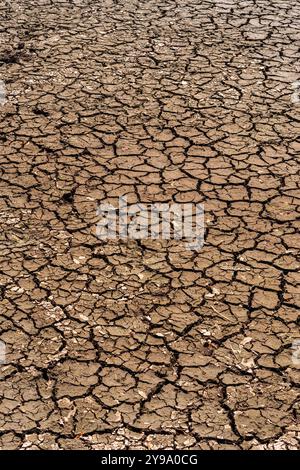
[0,0,299,450]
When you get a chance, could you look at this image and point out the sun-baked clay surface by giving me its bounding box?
[0,0,299,450]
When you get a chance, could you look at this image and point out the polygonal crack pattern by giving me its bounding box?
[0,0,299,451]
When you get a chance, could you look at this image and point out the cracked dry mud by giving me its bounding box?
[0,0,299,451]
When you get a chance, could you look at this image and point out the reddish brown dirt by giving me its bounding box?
[0,0,299,450]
